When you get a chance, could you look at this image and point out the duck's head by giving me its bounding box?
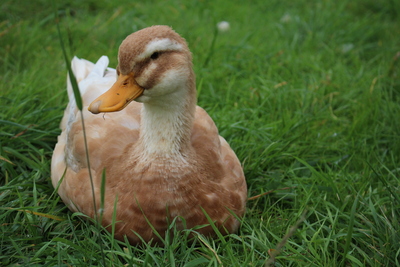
[89,25,194,114]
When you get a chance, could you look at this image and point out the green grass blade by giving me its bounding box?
[341,195,358,266]
[54,13,82,111]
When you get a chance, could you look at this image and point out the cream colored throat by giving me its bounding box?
[138,95,194,157]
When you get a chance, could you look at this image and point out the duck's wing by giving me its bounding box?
[51,56,141,213]
[191,106,247,215]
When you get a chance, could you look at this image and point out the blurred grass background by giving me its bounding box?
[1,0,399,266]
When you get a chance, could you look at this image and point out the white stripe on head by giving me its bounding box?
[137,38,183,61]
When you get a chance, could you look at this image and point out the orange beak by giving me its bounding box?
[88,72,144,114]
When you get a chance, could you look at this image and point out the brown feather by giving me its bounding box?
[51,26,247,245]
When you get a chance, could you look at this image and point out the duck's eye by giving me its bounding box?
[150,52,159,60]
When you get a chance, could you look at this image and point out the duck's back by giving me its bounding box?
[51,56,142,206]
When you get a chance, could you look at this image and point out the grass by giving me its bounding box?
[1,0,399,265]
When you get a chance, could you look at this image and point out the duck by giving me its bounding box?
[51,25,247,245]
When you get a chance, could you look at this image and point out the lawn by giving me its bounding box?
[1,0,399,266]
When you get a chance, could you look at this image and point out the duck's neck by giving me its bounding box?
[137,85,196,159]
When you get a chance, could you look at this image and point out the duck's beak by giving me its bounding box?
[88,72,144,114]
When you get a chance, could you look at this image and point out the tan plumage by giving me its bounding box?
[51,25,247,244]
